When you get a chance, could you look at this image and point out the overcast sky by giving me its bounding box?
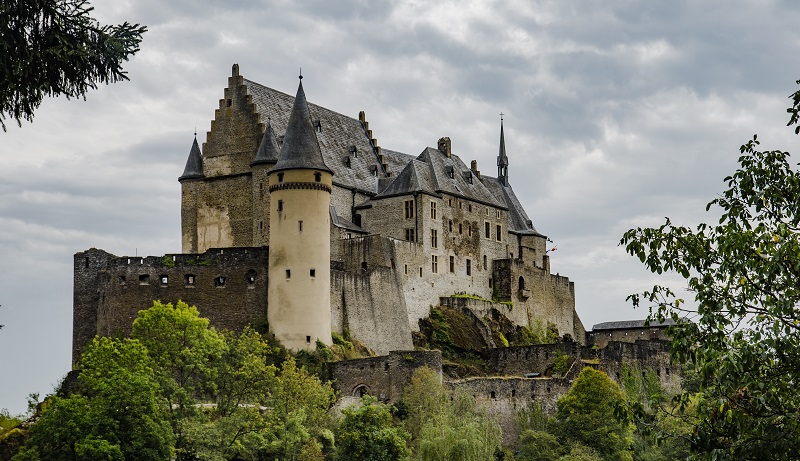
[2,0,799,414]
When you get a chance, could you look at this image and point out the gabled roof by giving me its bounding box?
[417,147,505,208]
[329,204,367,233]
[270,80,332,174]
[179,137,204,181]
[251,119,280,166]
[483,176,541,236]
[243,79,386,193]
[373,159,437,198]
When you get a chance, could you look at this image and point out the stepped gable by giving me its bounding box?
[179,137,204,181]
[251,119,280,166]
[483,176,541,236]
[417,146,505,208]
[243,78,387,193]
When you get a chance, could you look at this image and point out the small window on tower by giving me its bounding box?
[278,200,283,212]
[299,221,303,232]
[306,336,311,343]
[466,259,472,276]
[286,269,291,278]
[277,172,284,183]
[314,172,321,182]
[310,269,316,278]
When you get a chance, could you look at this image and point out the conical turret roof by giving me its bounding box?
[251,119,280,166]
[270,78,333,175]
[179,137,204,181]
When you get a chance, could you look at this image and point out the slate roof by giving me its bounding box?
[251,119,279,166]
[373,158,437,198]
[497,121,509,167]
[270,80,332,174]
[243,79,386,193]
[591,319,677,331]
[482,176,541,236]
[329,204,367,233]
[179,137,204,181]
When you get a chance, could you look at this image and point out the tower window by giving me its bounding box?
[306,336,311,343]
[468,225,472,237]
[277,172,284,183]
[314,172,321,182]
[286,269,291,278]
[259,221,263,231]
[84,256,89,268]
[458,223,462,234]
[404,200,414,219]
[466,259,472,276]
[419,267,423,277]
[278,200,283,212]
[449,256,455,273]
[310,269,316,278]
[448,220,453,232]
[404,264,408,275]
[299,221,303,232]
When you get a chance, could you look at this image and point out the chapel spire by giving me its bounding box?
[270,77,333,174]
[497,115,509,186]
[179,135,204,181]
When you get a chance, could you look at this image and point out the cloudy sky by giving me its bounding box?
[2,0,799,414]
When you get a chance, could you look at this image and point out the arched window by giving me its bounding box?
[353,384,369,397]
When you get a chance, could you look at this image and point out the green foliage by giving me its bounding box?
[619,364,665,412]
[621,87,800,459]
[497,331,509,347]
[517,430,562,461]
[161,256,175,267]
[402,368,502,461]
[558,444,603,461]
[335,395,411,461]
[551,353,571,378]
[0,0,146,130]
[555,367,633,461]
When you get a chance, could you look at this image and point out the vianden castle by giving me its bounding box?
[73,64,677,439]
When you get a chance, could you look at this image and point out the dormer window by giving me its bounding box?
[314,120,322,132]
[350,145,358,158]
[344,156,351,168]
[445,165,454,179]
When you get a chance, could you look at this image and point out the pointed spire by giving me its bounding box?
[251,119,280,166]
[179,135,204,181]
[497,115,509,186]
[270,77,333,175]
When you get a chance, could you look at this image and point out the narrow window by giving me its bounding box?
[496,225,502,242]
[310,269,316,278]
[259,182,263,198]
[286,269,291,279]
[419,267,423,277]
[466,259,471,276]
[185,274,195,285]
[448,220,453,232]
[485,208,489,216]
[449,256,455,273]
[314,172,321,182]
[277,172,284,183]
[430,201,437,219]
[277,200,283,212]
[84,256,89,268]
[404,264,408,275]
[468,204,472,212]
[259,221,263,232]
[299,220,303,232]
[361,261,368,272]
[468,225,472,237]
[484,222,490,239]
[353,214,362,227]
[496,209,501,219]
[404,200,415,219]
[430,229,438,248]
[431,255,438,273]
[483,255,487,268]
[390,258,395,269]
[458,223,463,234]
[489,278,493,288]
[448,198,452,207]
[458,201,462,209]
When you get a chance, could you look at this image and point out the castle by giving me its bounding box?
[73,64,585,361]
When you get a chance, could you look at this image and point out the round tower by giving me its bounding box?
[267,76,333,351]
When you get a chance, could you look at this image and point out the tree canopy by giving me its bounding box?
[0,0,146,130]
[621,81,800,459]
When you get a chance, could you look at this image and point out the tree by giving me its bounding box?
[555,367,633,461]
[0,0,146,130]
[335,395,411,461]
[517,430,562,461]
[621,85,800,459]
[12,337,172,461]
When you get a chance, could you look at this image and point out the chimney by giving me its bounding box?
[470,160,481,179]
[437,137,452,158]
